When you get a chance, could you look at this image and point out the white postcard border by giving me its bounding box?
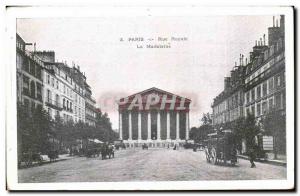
[5,6,294,190]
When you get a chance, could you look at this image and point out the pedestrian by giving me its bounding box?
[248,144,257,168]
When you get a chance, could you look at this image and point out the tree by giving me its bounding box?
[17,103,52,154]
[262,109,286,159]
[189,113,213,143]
[94,109,118,142]
[232,117,246,152]
[201,113,212,125]
[53,114,64,151]
[243,113,261,152]
[17,102,31,154]
[31,107,52,153]
[231,113,261,154]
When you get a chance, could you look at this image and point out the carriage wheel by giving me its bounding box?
[211,148,218,165]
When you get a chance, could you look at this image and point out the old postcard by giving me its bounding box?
[5,5,294,191]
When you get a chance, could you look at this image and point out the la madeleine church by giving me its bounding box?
[118,87,191,148]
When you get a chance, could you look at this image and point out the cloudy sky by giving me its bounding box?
[17,15,277,129]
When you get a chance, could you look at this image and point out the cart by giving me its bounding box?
[204,129,237,165]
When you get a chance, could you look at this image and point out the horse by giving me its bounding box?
[101,144,114,159]
[107,145,114,159]
[48,150,58,162]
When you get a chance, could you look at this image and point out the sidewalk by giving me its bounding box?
[40,154,75,163]
[19,154,75,169]
[237,154,286,166]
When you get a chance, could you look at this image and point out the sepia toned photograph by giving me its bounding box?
[5,5,294,191]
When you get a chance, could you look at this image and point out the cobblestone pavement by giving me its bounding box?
[18,148,286,182]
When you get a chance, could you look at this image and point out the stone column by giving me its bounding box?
[147,112,151,141]
[128,112,132,140]
[176,111,180,140]
[138,111,142,141]
[119,112,123,140]
[167,111,170,140]
[185,112,189,140]
[157,111,161,140]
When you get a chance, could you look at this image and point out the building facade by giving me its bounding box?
[211,15,286,154]
[16,34,44,112]
[70,66,86,123]
[17,33,96,124]
[118,87,191,147]
[43,61,75,121]
[212,63,245,126]
[212,15,285,126]
[84,82,97,126]
[244,16,285,120]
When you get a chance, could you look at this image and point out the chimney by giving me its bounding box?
[34,43,36,52]
[263,34,266,46]
[260,38,263,46]
[250,52,253,62]
[273,16,275,27]
[242,54,244,66]
[280,15,285,36]
[276,19,279,27]
[255,40,257,46]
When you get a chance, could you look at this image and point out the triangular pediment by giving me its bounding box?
[119,87,191,103]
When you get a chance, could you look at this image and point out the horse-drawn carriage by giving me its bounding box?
[100,143,114,160]
[18,152,43,167]
[114,140,126,150]
[204,129,237,165]
[18,149,59,167]
[142,143,148,150]
[84,143,114,160]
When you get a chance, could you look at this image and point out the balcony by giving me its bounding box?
[45,99,63,111]
[85,113,96,121]
[62,106,73,113]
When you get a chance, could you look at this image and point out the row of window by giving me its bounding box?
[245,73,284,104]
[245,93,283,117]
[46,89,74,112]
[46,73,86,106]
[214,106,242,124]
[246,51,284,84]
[22,75,42,100]
[21,58,42,80]
[213,93,241,115]
[46,105,86,123]
[213,72,284,116]
[74,106,85,119]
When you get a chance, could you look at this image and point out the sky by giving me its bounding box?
[17,15,277,129]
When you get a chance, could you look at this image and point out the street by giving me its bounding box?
[18,148,287,183]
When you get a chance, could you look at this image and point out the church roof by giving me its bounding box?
[119,87,191,103]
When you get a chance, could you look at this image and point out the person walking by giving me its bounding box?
[248,143,258,168]
[249,146,256,168]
